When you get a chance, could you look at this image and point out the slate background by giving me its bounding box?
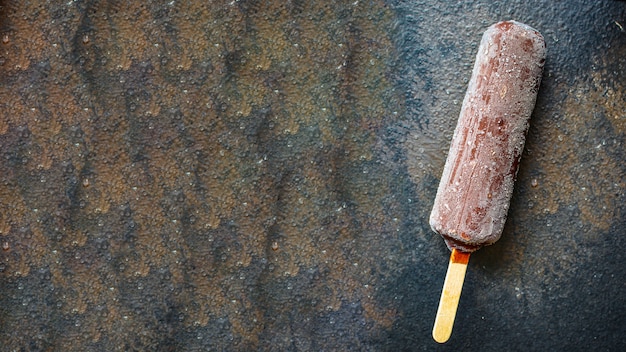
[0,0,624,351]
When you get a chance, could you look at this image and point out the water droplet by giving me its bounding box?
[2,34,9,44]
[82,34,90,44]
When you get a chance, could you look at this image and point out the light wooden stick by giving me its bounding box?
[432,248,470,343]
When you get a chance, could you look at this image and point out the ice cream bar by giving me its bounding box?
[431,21,545,344]
[430,21,546,252]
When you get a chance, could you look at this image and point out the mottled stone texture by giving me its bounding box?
[0,1,624,351]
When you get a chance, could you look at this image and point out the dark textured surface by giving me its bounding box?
[0,1,624,351]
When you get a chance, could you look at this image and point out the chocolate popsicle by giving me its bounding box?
[431,21,546,343]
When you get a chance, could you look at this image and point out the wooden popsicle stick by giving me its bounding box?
[432,248,471,343]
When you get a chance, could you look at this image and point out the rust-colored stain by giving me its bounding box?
[0,1,402,350]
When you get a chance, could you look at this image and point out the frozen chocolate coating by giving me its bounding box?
[429,21,546,252]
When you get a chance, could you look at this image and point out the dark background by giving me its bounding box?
[0,1,624,351]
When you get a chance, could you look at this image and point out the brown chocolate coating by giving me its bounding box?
[429,21,546,252]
